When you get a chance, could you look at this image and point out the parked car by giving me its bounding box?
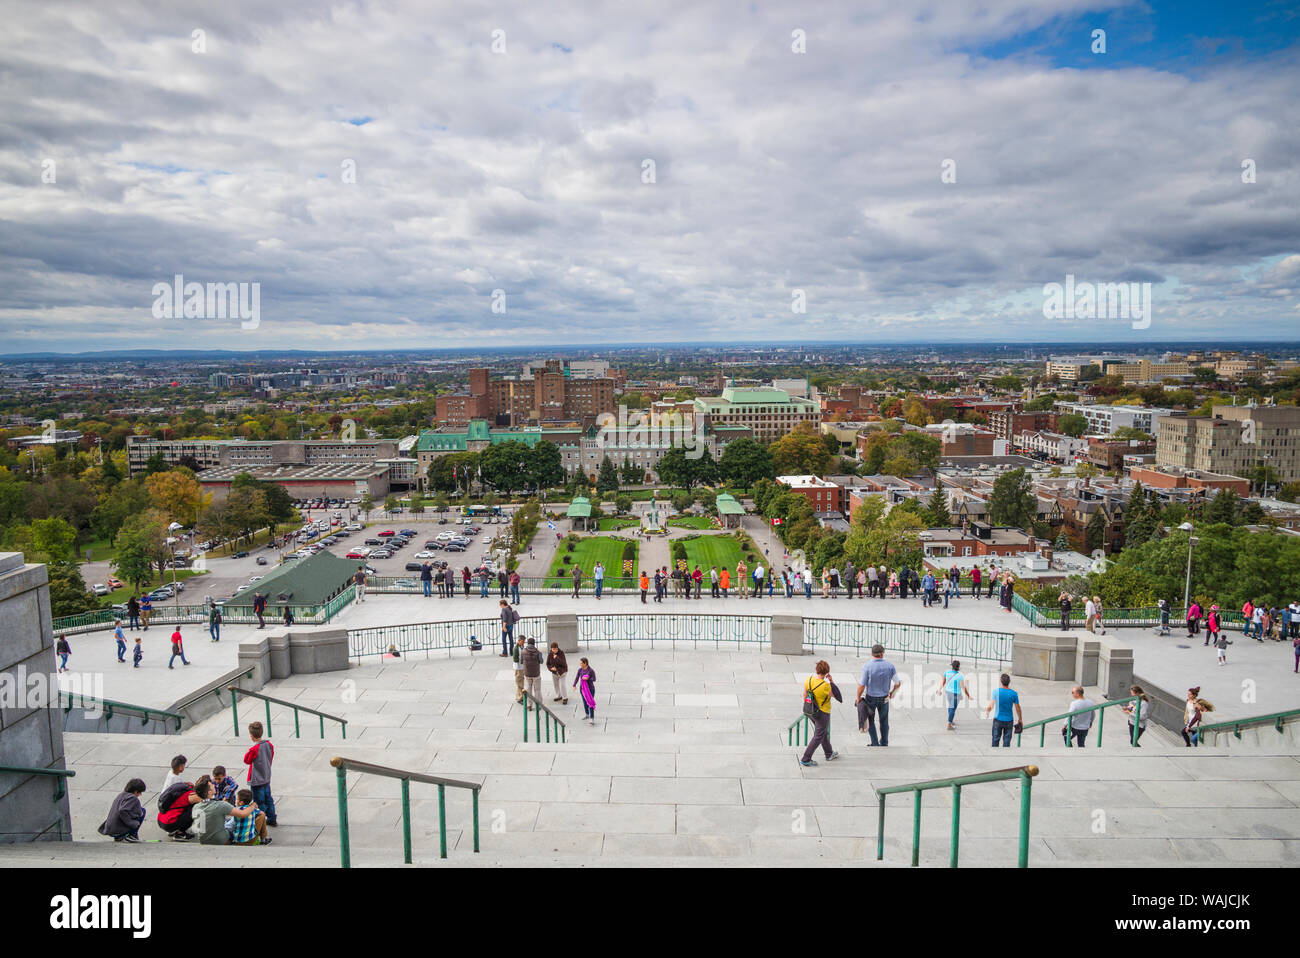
[106,576,123,590]
[232,551,249,559]
[445,544,466,553]
[437,517,448,525]
[91,583,110,596]
[404,562,424,572]
[364,538,382,546]
[378,530,396,537]
[370,550,393,560]
[399,529,419,537]
[345,524,363,531]
[345,550,368,559]
[393,578,417,589]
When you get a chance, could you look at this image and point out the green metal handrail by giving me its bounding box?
[877,765,1038,868]
[521,689,567,743]
[329,756,480,867]
[1198,707,1300,741]
[1016,695,1141,748]
[59,690,184,732]
[226,686,347,740]
[0,765,77,801]
[786,714,811,746]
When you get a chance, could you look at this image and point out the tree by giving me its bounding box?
[1205,489,1239,526]
[657,447,719,490]
[1053,532,1070,553]
[1110,426,1153,441]
[925,483,951,527]
[426,451,480,494]
[1085,510,1106,553]
[718,438,775,487]
[614,493,632,515]
[769,422,834,476]
[596,455,620,494]
[1074,462,1100,480]
[1058,413,1088,438]
[1278,482,1300,504]
[527,442,566,491]
[670,491,694,513]
[480,441,533,494]
[990,374,1022,391]
[988,468,1035,529]
[46,560,98,617]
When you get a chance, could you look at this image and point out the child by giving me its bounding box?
[228,788,271,845]
[97,778,147,843]
[132,636,143,668]
[161,755,188,792]
[212,765,238,803]
[243,722,277,827]
[1215,632,1229,665]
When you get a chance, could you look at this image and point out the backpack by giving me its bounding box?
[157,781,190,815]
[802,679,825,719]
[510,607,521,624]
[468,634,483,651]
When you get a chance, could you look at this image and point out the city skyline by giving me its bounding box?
[3,0,1298,351]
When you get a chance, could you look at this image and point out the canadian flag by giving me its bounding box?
[771,518,783,526]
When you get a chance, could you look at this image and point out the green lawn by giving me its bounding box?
[680,533,761,573]
[548,536,639,586]
[597,517,641,531]
[668,515,716,530]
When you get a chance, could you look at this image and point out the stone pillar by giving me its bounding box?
[1074,637,1100,688]
[237,637,272,688]
[266,629,291,679]
[288,628,350,674]
[1011,632,1077,682]
[0,553,72,842]
[1097,640,1134,702]
[548,612,579,653]
[770,614,806,655]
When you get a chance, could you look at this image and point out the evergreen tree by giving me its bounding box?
[1053,532,1070,553]
[596,455,620,494]
[1085,510,1106,552]
[925,481,951,527]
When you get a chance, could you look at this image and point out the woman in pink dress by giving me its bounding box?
[573,658,598,725]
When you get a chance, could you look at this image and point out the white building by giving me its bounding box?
[1017,430,1089,462]
[1055,402,1173,436]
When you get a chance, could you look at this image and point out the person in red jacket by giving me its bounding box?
[243,722,277,827]
[158,774,207,841]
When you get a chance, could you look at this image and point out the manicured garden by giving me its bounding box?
[667,515,717,530]
[596,517,642,531]
[548,535,639,586]
[678,532,761,573]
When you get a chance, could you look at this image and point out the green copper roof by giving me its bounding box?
[715,493,745,515]
[566,497,593,518]
[225,550,357,610]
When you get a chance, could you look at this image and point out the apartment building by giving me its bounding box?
[435,361,619,428]
[777,475,842,513]
[1055,402,1173,436]
[1155,403,1300,483]
[692,387,821,443]
[1109,359,1192,384]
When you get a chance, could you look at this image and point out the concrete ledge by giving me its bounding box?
[267,629,291,679]
[1097,640,1134,702]
[770,615,804,655]
[1012,632,1077,681]
[548,613,579,653]
[288,628,350,674]
[237,637,272,689]
[1074,638,1100,688]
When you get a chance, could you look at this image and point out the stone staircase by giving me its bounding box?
[7,649,1297,868]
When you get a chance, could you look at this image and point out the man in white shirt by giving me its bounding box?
[1063,686,1095,747]
[754,563,765,600]
[1084,597,1097,633]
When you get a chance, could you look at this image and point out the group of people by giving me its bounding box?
[419,563,521,602]
[98,723,277,845]
[109,619,191,668]
[1056,593,1109,634]
[506,634,598,724]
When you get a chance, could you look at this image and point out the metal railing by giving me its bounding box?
[1012,595,1258,632]
[520,689,567,743]
[226,686,348,739]
[804,618,1013,665]
[368,575,643,595]
[348,616,549,661]
[1197,707,1300,744]
[0,765,77,801]
[329,756,480,867]
[786,714,811,746]
[53,591,356,635]
[876,765,1038,868]
[577,613,771,648]
[59,690,185,732]
[1016,695,1141,748]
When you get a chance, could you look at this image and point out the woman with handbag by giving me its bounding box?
[798,660,841,767]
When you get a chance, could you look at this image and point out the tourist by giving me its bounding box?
[829,565,840,599]
[244,722,277,827]
[888,569,899,597]
[499,599,515,656]
[754,561,765,599]
[212,765,238,803]
[354,566,367,602]
[719,565,729,598]
[55,633,70,673]
[821,566,830,598]
[855,644,901,747]
[786,568,796,598]
[799,660,840,767]
[736,559,748,599]
[970,565,981,599]
[1157,598,1171,635]
[114,619,127,662]
[867,564,879,597]
[593,561,604,599]
[254,591,268,628]
[511,635,526,702]
[843,560,855,600]
[1182,694,1214,747]
[479,567,490,598]
[1062,686,1095,747]
[855,566,866,598]
[898,565,910,600]
[168,627,190,669]
[1186,599,1202,639]
[162,755,187,792]
[282,605,294,627]
[522,638,544,708]
[652,567,663,602]
[510,569,521,604]
[209,603,222,641]
[639,570,649,603]
[132,636,143,668]
[999,574,1014,613]
[1092,596,1106,635]
[767,566,775,597]
[571,564,583,598]
[1251,601,1264,643]
[986,566,997,599]
[1215,630,1229,665]
[803,568,813,599]
[1204,604,1220,647]
[192,777,234,845]
[229,788,271,846]
[920,570,935,607]
[547,642,569,704]
[1058,593,1072,631]
[126,594,140,631]
[157,775,203,841]
[985,674,1022,747]
[710,565,720,598]
[1289,600,1300,639]
[1121,685,1150,746]
[420,561,433,597]
[1084,595,1097,633]
[693,565,703,599]
[573,657,597,724]
[462,566,472,597]
[942,573,958,609]
[942,660,972,730]
[97,778,146,843]
[498,568,509,599]
[140,593,152,631]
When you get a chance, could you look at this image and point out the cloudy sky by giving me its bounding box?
[2,0,1298,353]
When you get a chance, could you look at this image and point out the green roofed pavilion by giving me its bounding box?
[224,550,358,612]
[566,496,596,531]
[716,492,745,528]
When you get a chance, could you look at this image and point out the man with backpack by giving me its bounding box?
[522,637,544,708]
[499,599,519,657]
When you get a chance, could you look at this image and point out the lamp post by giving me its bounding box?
[1178,521,1197,611]
[167,522,183,613]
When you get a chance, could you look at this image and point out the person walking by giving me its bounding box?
[941,660,972,730]
[985,673,1022,747]
[855,644,901,746]
[208,603,222,642]
[571,564,583,599]
[593,562,604,600]
[497,569,508,599]
[1092,596,1105,635]
[547,642,569,704]
[126,595,140,631]
[354,566,368,602]
[511,635,526,704]
[1204,604,1220,647]
[1084,595,1097,633]
[168,627,190,669]
[499,599,516,657]
[56,634,70,673]
[252,591,266,628]
[1215,630,1228,665]
[1121,685,1150,746]
[1156,597,1171,636]
[522,638,544,708]
[998,574,1014,613]
[1058,592,1072,631]
[986,566,997,599]
[1251,602,1264,643]
[113,619,127,663]
[282,605,294,627]
[573,658,597,724]
[652,567,663,603]
[1062,686,1095,747]
[1185,599,1201,639]
[1182,693,1213,747]
[798,660,840,767]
